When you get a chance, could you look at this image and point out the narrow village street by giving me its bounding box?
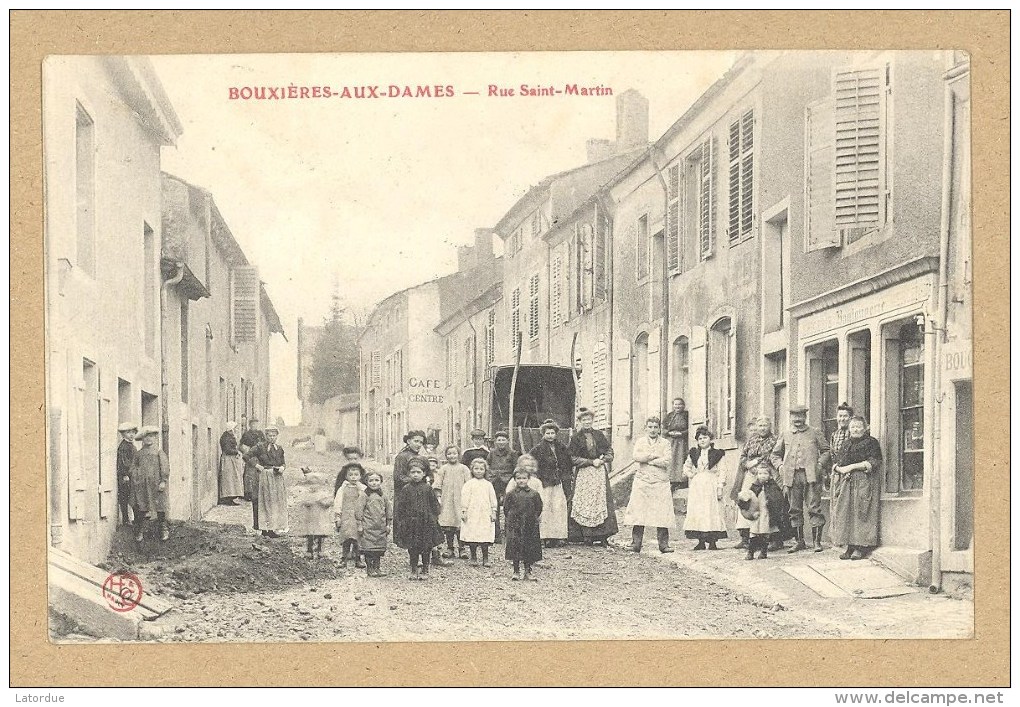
[70,432,972,644]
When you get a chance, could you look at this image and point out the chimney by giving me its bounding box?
[615,89,649,153]
[457,244,474,273]
[586,138,615,163]
[473,228,494,264]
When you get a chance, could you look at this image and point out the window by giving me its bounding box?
[672,336,689,402]
[551,254,563,326]
[633,333,649,422]
[667,163,683,275]
[370,350,381,389]
[636,215,649,281]
[806,341,839,440]
[805,62,891,251]
[528,274,540,340]
[143,223,156,356]
[75,103,95,277]
[510,287,521,351]
[709,318,735,435]
[180,300,189,403]
[693,137,718,260]
[767,351,788,431]
[727,109,754,242]
[485,310,495,366]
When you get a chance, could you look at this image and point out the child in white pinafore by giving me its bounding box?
[459,458,498,566]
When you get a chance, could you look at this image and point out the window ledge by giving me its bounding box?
[879,492,925,501]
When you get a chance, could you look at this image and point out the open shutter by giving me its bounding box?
[592,342,609,429]
[727,324,738,434]
[699,138,717,259]
[67,357,86,521]
[740,110,754,238]
[688,326,708,428]
[728,118,741,241]
[834,66,885,228]
[551,254,563,326]
[594,213,608,301]
[98,394,114,519]
[805,99,841,251]
[613,339,633,438]
[230,266,260,345]
[667,163,681,275]
[370,350,381,389]
[580,225,594,310]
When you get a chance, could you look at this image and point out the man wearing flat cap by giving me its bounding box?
[461,428,490,468]
[116,422,139,526]
[769,404,831,553]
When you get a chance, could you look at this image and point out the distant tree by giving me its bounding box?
[307,293,361,405]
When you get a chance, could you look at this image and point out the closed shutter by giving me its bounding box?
[370,350,381,389]
[805,99,841,250]
[688,326,708,428]
[834,66,885,228]
[230,266,260,344]
[613,339,633,438]
[667,163,681,275]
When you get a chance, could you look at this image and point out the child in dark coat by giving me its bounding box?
[394,456,442,581]
[737,463,789,560]
[356,471,392,577]
[503,466,544,581]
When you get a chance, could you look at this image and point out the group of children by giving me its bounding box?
[292,445,546,581]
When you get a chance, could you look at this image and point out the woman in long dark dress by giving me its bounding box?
[829,416,883,560]
[566,408,618,545]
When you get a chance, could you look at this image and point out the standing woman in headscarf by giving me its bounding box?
[731,416,778,549]
[566,407,618,546]
[829,416,883,560]
[218,421,244,506]
[663,398,689,491]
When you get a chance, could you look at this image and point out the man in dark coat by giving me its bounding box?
[566,408,618,545]
[239,418,267,528]
[116,422,138,526]
[486,429,520,542]
[770,405,831,553]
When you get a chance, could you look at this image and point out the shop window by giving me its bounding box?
[882,318,926,493]
[806,340,839,440]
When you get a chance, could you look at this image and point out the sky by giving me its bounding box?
[150,51,737,424]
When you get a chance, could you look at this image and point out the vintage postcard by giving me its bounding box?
[42,49,975,647]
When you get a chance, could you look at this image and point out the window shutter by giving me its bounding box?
[528,274,540,339]
[230,266,260,344]
[371,350,381,389]
[727,324,737,434]
[667,164,681,275]
[593,342,609,429]
[613,339,633,438]
[67,359,87,521]
[511,287,521,350]
[805,99,841,251]
[551,254,563,326]
[594,215,608,301]
[740,110,754,238]
[728,119,741,241]
[688,326,708,427]
[699,138,717,259]
[834,66,885,228]
[580,225,594,310]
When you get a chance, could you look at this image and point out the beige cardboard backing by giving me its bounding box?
[10,10,1009,687]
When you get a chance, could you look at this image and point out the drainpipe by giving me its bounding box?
[929,72,956,594]
[161,261,185,457]
[648,147,671,420]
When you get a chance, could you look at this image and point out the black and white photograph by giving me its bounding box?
[43,49,975,645]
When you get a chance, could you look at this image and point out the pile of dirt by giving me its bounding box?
[101,521,345,598]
